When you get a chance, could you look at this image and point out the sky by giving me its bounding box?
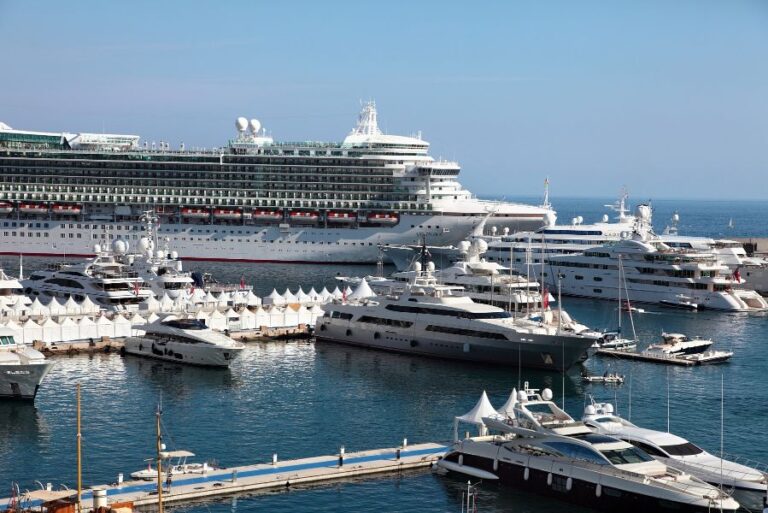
[1,0,766,200]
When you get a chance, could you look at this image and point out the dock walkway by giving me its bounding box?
[9,442,448,511]
[595,348,698,366]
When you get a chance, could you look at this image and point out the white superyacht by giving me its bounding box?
[315,268,595,370]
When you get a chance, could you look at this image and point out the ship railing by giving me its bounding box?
[716,452,768,476]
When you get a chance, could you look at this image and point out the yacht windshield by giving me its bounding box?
[659,442,703,456]
[162,319,207,330]
[600,446,654,465]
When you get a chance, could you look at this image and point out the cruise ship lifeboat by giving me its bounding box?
[326,211,357,224]
[366,213,399,225]
[252,209,283,222]
[289,211,320,224]
[213,208,242,220]
[181,207,210,219]
[18,203,48,215]
[0,202,13,214]
[51,203,82,215]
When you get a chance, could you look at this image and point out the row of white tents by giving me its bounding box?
[0,296,101,320]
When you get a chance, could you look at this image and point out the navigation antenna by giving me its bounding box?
[419,234,431,277]
[541,177,551,209]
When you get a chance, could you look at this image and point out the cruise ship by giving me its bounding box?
[0,103,551,263]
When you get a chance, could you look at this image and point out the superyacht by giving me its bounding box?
[315,268,596,370]
[0,103,551,263]
[546,205,768,311]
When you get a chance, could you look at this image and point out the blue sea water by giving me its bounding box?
[1,197,767,513]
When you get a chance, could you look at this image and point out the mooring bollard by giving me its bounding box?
[117,473,123,486]
[232,469,237,483]
[402,437,408,448]
[396,448,401,460]
[272,453,278,466]
[339,445,345,467]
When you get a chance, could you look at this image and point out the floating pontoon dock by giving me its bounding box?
[595,348,700,366]
[7,442,447,511]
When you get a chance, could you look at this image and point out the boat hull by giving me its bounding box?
[122,337,242,367]
[0,362,54,400]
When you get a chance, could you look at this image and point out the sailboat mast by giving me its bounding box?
[156,405,165,513]
[76,383,82,513]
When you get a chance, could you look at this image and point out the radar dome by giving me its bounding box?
[249,118,261,134]
[156,249,165,259]
[474,239,488,254]
[541,388,553,401]
[112,240,127,255]
[584,405,596,415]
[458,241,471,254]
[236,117,248,132]
[543,211,557,227]
[601,214,609,223]
[571,217,578,226]
[576,216,584,225]
[491,226,497,235]
[426,261,436,272]
[139,237,151,251]
[636,204,651,221]
[412,261,422,273]
[517,390,528,402]
[93,244,102,254]
[503,227,510,235]
[672,213,680,222]
[170,251,179,260]
[604,403,614,414]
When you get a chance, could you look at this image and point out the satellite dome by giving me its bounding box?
[474,239,488,253]
[541,388,553,401]
[672,213,680,222]
[139,237,151,251]
[491,226,497,235]
[544,211,557,227]
[604,403,614,414]
[458,241,471,254]
[112,240,127,255]
[601,214,609,223]
[235,117,248,132]
[170,251,179,260]
[576,216,584,225]
[412,261,422,273]
[571,217,578,226]
[584,404,596,415]
[426,261,436,272]
[636,204,651,221]
[156,249,165,259]
[93,244,102,254]
[517,390,528,402]
[502,227,510,235]
[249,118,261,134]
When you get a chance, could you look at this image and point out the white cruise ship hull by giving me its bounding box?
[122,337,242,367]
[0,362,54,400]
[0,213,544,263]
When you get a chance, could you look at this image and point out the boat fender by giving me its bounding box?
[566,477,572,491]
[458,455,464,466]
[523,467,530,481]
[595,484,602,497]
[463,342,470,353]
[547,473,552,486]
[493,459,498,471]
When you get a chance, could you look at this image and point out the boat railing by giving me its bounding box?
[715,452,768,475]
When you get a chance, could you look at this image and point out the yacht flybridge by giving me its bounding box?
[439,386,740,513]
[316,265,596,370]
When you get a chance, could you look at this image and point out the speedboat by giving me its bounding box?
[595,332,636,351]
[439,387,740,512]
[130,450,215,480]
[582,372,624,384]
[646,332,713,356]
[0,327,54,400]
[123,317,245,367]
[582,400,766,508]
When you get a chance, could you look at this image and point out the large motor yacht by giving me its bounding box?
[582,400,767,508]
[22,242,153,309]
[0,327,54,400]
[438,387,740,512]
[315,269,596,370]
[122,317,244,367]
[546,205,768,311]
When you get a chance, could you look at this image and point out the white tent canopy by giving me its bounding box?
[80,296,100,314]
[245,290,261,307]
[453,391,497,441]
[59,317,79,341]
[282,288,298,304]
[77,316,98,341]
[349,278,376,300]
[264,289,285,306]
[496,388,519,419]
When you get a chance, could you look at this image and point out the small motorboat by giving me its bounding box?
[582,372,625,384]
[130,450,216,480]
[680,349,734,365]
[646,332,713,356]
[660,294,699,310]
[597,332,636,351]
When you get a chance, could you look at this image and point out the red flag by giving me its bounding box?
[240,276,246,289]
[133,281,141,296]
[733,268,741,283]
[542,288,549,309]
[342,288,347,302]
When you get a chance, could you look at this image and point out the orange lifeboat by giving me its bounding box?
[213,208,242,220]
[366,212,399,225]
[289,210,320,224]
[18,203,48,215]
[326,211,357,224]
[181,207,210,218]
[51,203,82,215]
[252,209,283,222]
[0,202,13,214]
